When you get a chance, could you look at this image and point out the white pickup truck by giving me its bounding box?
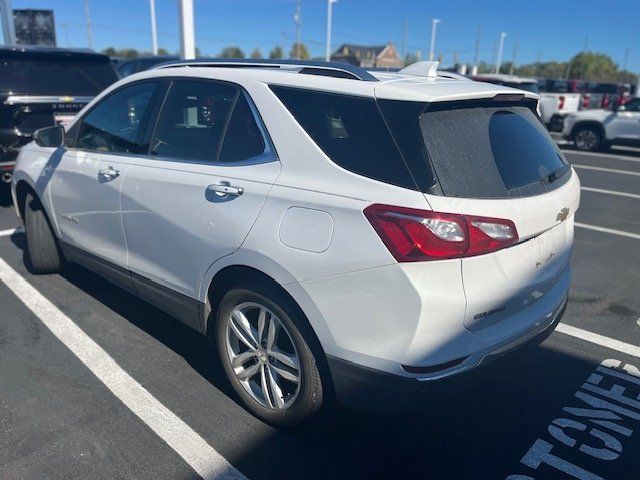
[563,97,640,151]
[472,74,581,130]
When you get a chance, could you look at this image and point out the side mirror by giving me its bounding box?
[33,125,65,148]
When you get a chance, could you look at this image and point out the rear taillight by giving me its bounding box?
[363,204,518,262]
[558,95,565,110]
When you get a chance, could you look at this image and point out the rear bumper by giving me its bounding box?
[328,295,567,414]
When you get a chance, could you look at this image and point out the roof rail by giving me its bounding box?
[152,58,379,82]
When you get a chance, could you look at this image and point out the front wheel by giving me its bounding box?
[573,125,602,151]
[216,285,325,427]
[24,192,64,273]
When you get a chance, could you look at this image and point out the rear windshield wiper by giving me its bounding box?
[543,164,571,184]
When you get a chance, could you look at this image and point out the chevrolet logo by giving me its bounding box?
[556,207,570,222]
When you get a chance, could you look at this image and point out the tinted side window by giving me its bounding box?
[76,82,156,153]
[219,93,266,163]
[150,80,237,162]
[271,86,416,189]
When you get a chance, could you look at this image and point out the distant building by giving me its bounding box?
[330,43,403,68]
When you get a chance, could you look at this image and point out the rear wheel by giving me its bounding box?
[24,192,63,273]
[216,285,324,427]
[573,125,602,151]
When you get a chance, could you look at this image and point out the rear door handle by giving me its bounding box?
[98,166,120,181]
[207,182,244,197]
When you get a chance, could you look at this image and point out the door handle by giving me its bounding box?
[98,166,120,181]
[207,182,244,197]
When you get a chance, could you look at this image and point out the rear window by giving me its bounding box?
[271,86,417,190]
[0,56,117,95]
[419,102,569,198]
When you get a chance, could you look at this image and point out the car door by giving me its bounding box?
[121,79,280,320]
[50,81,160,289]
[607,98,640,141]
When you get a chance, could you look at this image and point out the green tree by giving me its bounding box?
[219,46,245,59]
[289,42,310,60]
[250,48,262,59]
[568,52,618,82]
[269,46,283,59]
[157,47,169,55]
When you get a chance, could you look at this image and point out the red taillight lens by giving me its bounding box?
[363,204,518,262]
[558,95,565,110]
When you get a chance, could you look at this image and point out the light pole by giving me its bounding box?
[325,0,337,62]
[178,0,195,59]
[429,18,440,61]
[495,32,507,74]
[0,0,16,45]
[150,0,158,55]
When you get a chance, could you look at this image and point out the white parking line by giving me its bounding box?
[581,186,640,200]
[575,222,640,240]
[572,164,640,176]
[0,227,20,238]
[0,258,246,480]
[563,149,640,163]
[556,323,640,358]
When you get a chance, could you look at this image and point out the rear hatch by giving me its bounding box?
[0,49,118,148]
[379,95,580,337]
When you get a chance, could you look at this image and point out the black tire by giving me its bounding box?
[215,284,325,427]
[24,192,63,273]
[572,125,602,151]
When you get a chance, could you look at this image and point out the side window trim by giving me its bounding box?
[68,79,161,156]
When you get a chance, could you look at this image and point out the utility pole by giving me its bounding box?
[150,0,158,55]
[83,0,93,49]
[509,39,518,75]
[294,0,302,59]
[429,18,440,62]
[0,0,16,45]
[494,31,506,74]
[402,19,407,63]
[325,0,336,62]
[583,36,589,52]
[178,0,195,59]
[473,24,481,68]
[623,47,629,71]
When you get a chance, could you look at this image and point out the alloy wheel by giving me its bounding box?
[225,302,301,410]
[575,129,599,150]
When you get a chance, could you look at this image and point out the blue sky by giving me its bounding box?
[4,0,640,72]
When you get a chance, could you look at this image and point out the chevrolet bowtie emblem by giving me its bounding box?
[556,207,570,222]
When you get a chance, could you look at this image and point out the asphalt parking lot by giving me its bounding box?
[0,145,639,480]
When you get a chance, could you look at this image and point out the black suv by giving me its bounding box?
[0,46,118,184]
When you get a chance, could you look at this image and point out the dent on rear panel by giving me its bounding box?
[278,206,334,253]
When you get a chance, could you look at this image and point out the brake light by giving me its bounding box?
[558,95,565,110]
[363,204,518,262]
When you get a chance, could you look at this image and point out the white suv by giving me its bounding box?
[563,97,640,151]
[11,60,580,426]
